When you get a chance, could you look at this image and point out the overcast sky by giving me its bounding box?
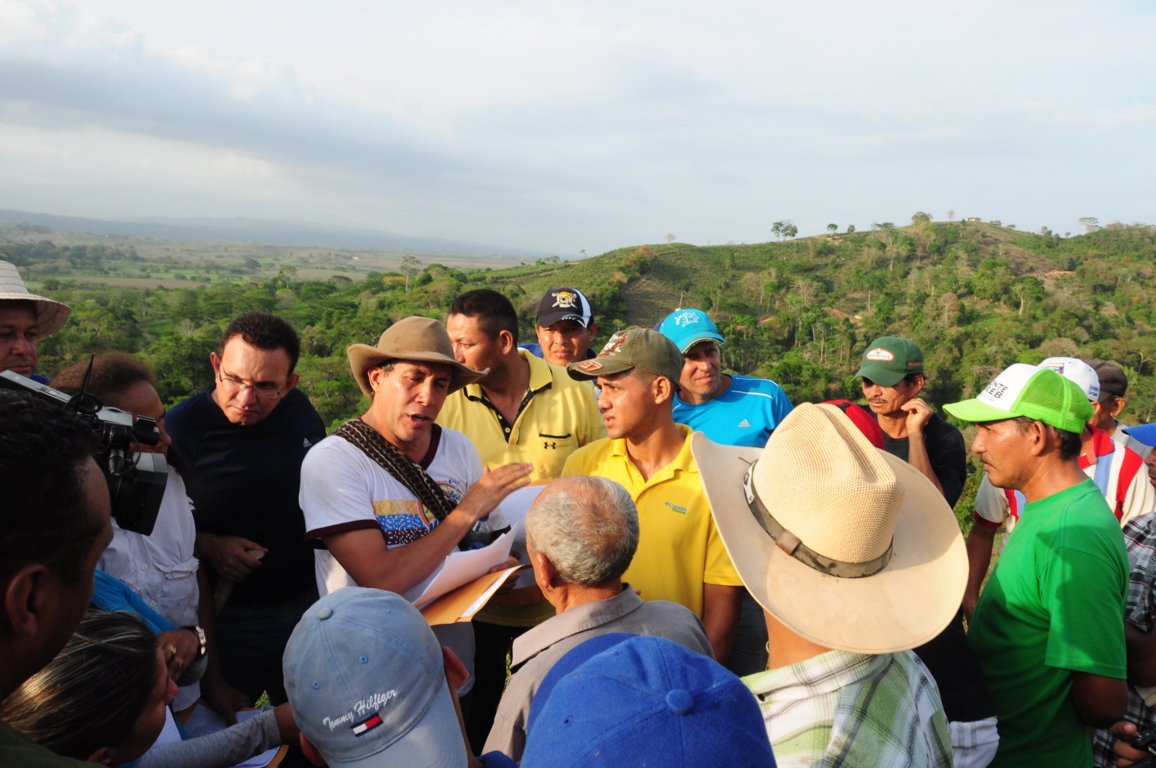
[1,0,1153,255]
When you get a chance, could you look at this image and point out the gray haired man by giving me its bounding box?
[483,475,713,761]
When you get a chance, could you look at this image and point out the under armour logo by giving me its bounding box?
[543,441,557,449]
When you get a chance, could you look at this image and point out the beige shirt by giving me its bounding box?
[483,586,712,761]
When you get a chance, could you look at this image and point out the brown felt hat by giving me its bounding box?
[693,402,967,654]
[347,316,486,398]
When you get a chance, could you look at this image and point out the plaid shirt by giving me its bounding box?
[1095,512,1156,768]
[743,649,952,768]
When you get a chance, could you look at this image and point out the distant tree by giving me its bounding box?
[781,221,798,239]
[400,254,422,293]
[277,264,298,288]
[1010,276,1045,316]
[911,211,932,225]
[771,222,784,239]
[846,224,856,234]
[827,223,838,234]
[665,233,676,244]
[1078,216,1100,233]
[947,209,956,222]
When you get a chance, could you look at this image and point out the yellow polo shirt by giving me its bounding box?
[438,350,605,483]
[561,425,742,618]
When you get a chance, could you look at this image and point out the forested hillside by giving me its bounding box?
[7,217,1154,435]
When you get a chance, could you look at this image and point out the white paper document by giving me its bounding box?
[408,529,514,607]
[498,484,546,589]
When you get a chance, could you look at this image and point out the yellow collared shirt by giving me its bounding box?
[437,349,605,483]
[561,424,742,618]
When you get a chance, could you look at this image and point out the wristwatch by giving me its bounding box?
[184,625,207,657]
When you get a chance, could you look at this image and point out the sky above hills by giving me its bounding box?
[2,0,1154,255]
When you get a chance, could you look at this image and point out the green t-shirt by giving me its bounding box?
[0,719,93,768]
[970,479,1128,768]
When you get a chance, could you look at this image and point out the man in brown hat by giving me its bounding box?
[299,316,533,695]
[0,260,71,381]
[301,315,532,597]
[695,402,964,767]
[563,327,744,664]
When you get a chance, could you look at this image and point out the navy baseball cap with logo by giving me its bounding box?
[855,336,924,387]
[536,287,594,328]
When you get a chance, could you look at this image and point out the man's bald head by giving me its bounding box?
[526,476,638,587]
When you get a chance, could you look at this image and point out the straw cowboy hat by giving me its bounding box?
[0,261,71,338]
[347,316,486,398]
[693,402,966,654]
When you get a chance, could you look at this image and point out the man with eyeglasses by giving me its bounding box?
[166,311,325,711]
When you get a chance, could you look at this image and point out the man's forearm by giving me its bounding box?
[1126,623,1156,687]
[905,432,945,497]
[327,508,479,595]
[963,524,996,620]
[1071,671,1128,727]
[702,583,742,665]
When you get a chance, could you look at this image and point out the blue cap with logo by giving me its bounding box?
[521,634,777,768]
[658,308,726,354]
[283,588,466,768]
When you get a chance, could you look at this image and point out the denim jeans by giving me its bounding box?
[215,588,317,705]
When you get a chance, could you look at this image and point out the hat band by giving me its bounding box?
[742,466,893,579]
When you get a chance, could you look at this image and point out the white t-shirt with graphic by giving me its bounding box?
[300,426,506,600]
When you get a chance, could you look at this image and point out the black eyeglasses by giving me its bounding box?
[217,371,285,399]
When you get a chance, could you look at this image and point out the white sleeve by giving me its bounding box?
[137,709,281,768]
[973,474,1009,527]
[299,439,380,535]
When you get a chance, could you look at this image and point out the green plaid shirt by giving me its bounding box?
[743,649,953,768]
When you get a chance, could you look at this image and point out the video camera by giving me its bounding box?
[0,369,167,535]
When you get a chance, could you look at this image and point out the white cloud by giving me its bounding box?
[0,0,1154,252]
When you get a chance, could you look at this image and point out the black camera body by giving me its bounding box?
[0,370,167,535]
[1135,725,1156,756]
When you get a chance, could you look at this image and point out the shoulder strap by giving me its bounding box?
[335,418,458,528]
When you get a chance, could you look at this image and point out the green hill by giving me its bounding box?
[8,217,1155,428]
[9,217,1155,528]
